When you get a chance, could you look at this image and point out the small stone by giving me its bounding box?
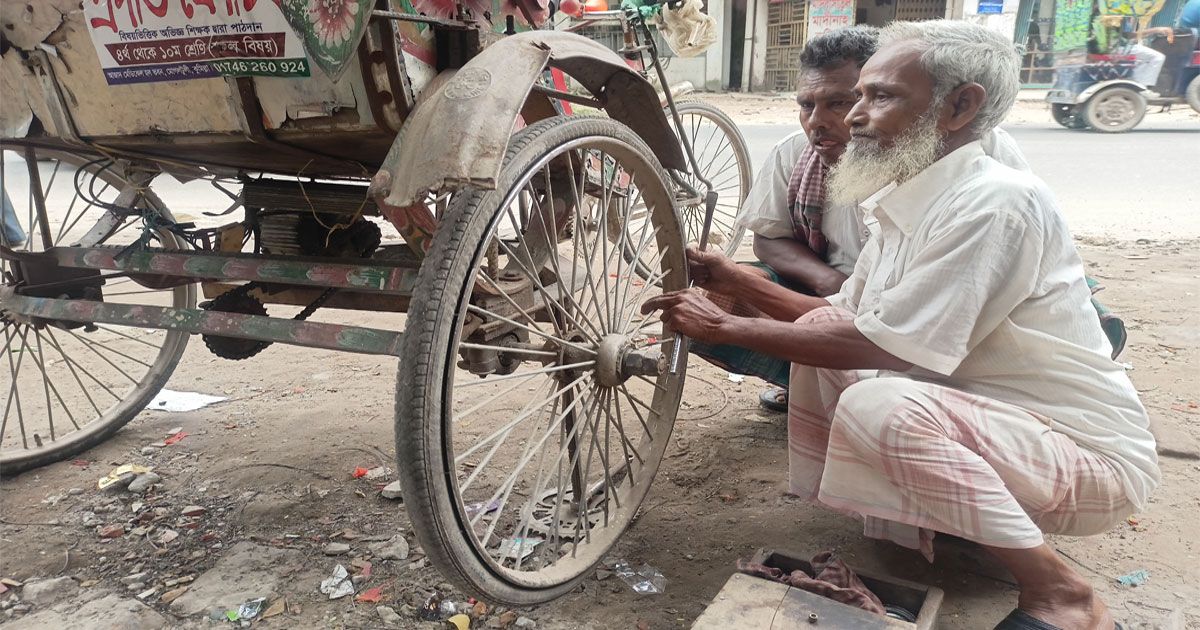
[514,616,536,629]
[380,481,403,500]
[20,577,79,605]
[12,604,31,614]
[160,586,188,604]
[136,587,157,600]
[377,605,403,626]
[371,536,409,561]
[98,524,125,538]
[67,487,85,496]
[103,472,138,492]
[127,473,162,494]
[324,542,351,556]
[167,427,184,436]
[398,603,417,617]
[365,467,388,480]
[140,447,158,456]
[180,505,206,517]
[80,512,101,527]
[493,611,518,628]
[594,569,613,581]
[163,576,194,587]
[129,526,151,537]
[120,572,148,585]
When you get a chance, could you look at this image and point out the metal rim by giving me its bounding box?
[666,103,750,254]
[1087,88,1144,130]
[1,148,192,471]
[441,132,686,588]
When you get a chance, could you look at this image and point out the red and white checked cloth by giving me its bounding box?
[787,306,1133,560]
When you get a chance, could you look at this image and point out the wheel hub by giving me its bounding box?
[594,334,665,388]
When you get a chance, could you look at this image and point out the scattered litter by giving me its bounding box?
[497,537,542,561]
[237,597,267,621]
[97,464,153,491]
[1120,362,1134,371]
[181,505,206,517]
[352,467,370,479]
[355,586,384,603]
[614,560,666,594]
[447,613,472,629]
[262,598,287,619]
[381,481,404,500]
[163,431,189,446]
[420,592,456,621]
[1117,569,1150,587]
[319,564,355,599]
[464,500,501,519]
[70,459,91,468]
[324,542,351,556]
[98,524,126,539]
[157,530,179,545]
[727,372,745,384]
[148,389,226,412]
[365,466,389,480]
[353,559,373,579]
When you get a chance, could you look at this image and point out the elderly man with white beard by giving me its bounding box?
[642,20,1157,630]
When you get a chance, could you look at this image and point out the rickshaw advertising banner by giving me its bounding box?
[84,0,313,85]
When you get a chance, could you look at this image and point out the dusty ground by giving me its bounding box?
[2,98,1198,630]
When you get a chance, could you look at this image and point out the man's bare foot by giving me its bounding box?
[984,543,1116,630]
[1016,577,1113,629]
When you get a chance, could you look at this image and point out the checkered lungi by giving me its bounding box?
[688,262,800,387]
[789,305,1133,560]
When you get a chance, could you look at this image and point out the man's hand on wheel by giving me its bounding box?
[686,246,745,297]
[641,288,731,344]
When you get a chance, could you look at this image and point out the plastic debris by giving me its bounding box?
[447,613,472,630]
[464,500,501,519]
[148,389,226,412]
[420,593,448,621]
[497,537,542,561]
[352,467,370,479]
[238,597,267,620]
[1117,569,1150,587]
[163,431,189,446]
[97,464,153,491]
[355,587,384,603]
[614,560,667,594]
[319,565,355,600]
[727,373,746,384]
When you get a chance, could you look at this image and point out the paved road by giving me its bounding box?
[738,118,1200,241]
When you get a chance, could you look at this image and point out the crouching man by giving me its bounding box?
[644,20,1158,630]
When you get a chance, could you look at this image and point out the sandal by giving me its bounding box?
[758,387,787,413]
[993,609,1123,630]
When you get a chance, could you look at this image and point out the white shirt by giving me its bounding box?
[827,141,1159,509]
[735,128,1030,276]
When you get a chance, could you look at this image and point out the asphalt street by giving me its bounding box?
[738,117,1200,241]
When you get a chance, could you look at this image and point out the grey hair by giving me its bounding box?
[879,20,1022,133]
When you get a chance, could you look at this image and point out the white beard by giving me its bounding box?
[828,112,945,207]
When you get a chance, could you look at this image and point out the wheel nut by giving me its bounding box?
[808,612,818,624]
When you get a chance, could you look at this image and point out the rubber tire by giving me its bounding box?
[670,99,753,254]
[1186,75,1200,114]
[395,116,684,606]
[1051,104,1088,129]
[1083,86,1147,133]
[1,156,193,476]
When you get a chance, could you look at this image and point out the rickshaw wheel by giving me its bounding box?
[1083,86,1146,133]
[666,100,752,254]
[1,149,193,475]
[396,116,687,605]
[1186,75,1200,113]
[1051,104,1088,130]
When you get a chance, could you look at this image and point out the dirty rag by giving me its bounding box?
[736,551,886,615]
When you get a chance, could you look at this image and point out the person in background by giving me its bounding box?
[1,189,27,248]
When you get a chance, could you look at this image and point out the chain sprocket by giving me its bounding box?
[200,285,271,360]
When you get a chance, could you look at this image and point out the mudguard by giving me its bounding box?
[1077,79,1146,103]
[371,30,686,207]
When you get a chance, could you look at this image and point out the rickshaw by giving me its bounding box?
[1047,3,1200,131]
[0,0,751,605]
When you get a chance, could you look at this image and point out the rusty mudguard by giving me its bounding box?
[369,30,686,208]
